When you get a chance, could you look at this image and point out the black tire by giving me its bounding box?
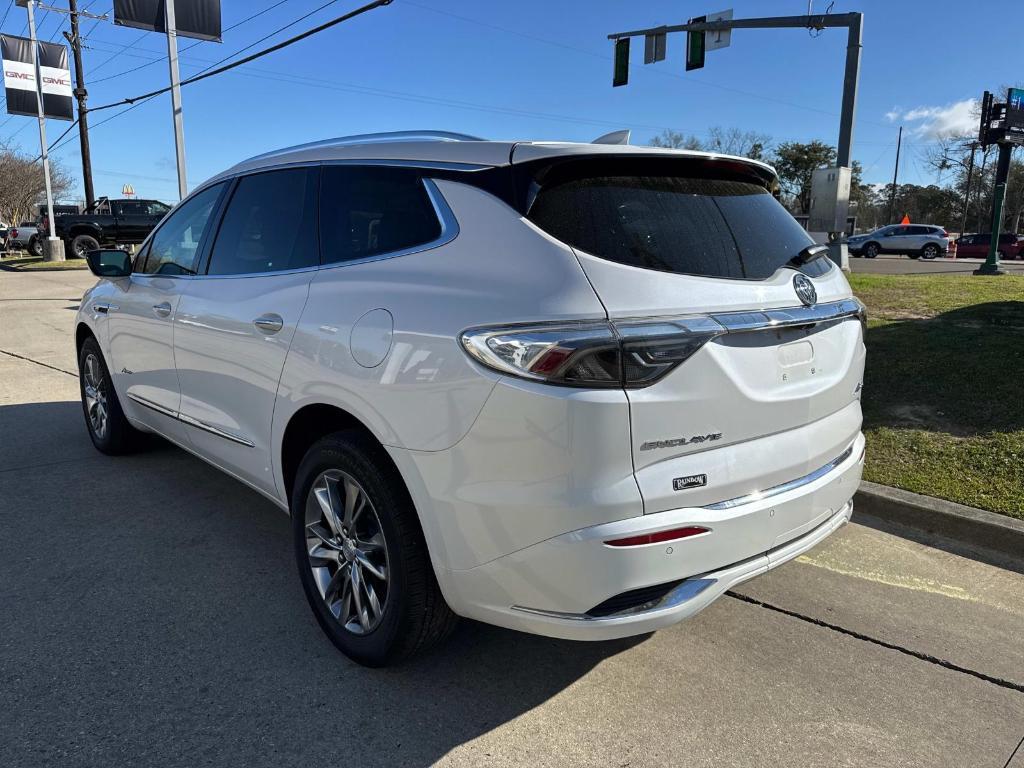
[907,252,921,260]
[78,336,143,455]
[998,249,1008,261]
[292,431,457,666]
[863,242,879,258]
[921,244,939,260]
[28,236,43,258]
[71,233,101,259]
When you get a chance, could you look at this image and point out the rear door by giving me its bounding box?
[883,225,912,252]
[517,148,865,522]
[173,166,319,496]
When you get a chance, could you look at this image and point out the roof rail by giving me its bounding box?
[245,131,485,163]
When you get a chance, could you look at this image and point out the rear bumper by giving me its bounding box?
[441,433,863,640]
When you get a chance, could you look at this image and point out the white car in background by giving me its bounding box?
[847,224,949,259]
[75,132,866,666]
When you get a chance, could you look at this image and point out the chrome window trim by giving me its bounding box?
[126,392,255,447]
[703,444,856,511]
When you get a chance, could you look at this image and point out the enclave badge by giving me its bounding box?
[673,474,707,491]
[793,273,817,307]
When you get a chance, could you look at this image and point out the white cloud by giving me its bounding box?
[885,99,977,139]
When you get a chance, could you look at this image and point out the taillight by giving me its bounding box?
[940,230,948,238]
[9,229,16,238]
[605,526,709,547]
[460,318,722,389]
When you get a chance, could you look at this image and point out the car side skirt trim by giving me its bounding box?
[126,392,255,447]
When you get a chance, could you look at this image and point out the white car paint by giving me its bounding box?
[76,133,866,642]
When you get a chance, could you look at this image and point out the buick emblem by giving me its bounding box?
[793,274,817,306]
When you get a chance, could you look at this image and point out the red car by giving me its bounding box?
[953,233,1023,259]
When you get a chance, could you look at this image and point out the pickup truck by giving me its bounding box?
[7,222,42,256]
[48,198,172,258]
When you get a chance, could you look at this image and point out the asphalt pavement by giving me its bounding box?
[2,268,1023,767]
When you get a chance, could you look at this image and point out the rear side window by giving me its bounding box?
[206,168,319,276]
[526,167,818,280]
[908,226,930,235]
[320,166,442,265]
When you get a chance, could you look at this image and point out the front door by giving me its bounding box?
[174,166,319,496]
[107,183,227,441]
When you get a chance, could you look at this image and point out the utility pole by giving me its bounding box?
[164,0,188,200]
[958,142,977,241]
[65,0,94,209]
[19,0,63,260]
[886,125,902,225]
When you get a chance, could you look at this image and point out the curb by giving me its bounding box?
[854,481,1024,560]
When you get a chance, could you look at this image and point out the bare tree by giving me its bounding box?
[0,141,73,225]
[648,129,703,150]
[648,127,772,160]
[704,126,772,160]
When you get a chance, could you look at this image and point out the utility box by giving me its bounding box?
[808,166,851,233]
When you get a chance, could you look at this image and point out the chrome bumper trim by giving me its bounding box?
[704,444,856,511]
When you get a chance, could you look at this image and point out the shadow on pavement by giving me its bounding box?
[0,400,645,766]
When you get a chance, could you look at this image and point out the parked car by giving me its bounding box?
[8,222,42,257]
[47,197,171,258]
[847,224,949,259]
[952,232,1022,260]
[75,132,866,666]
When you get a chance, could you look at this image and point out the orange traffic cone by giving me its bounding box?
[900,214,911,224]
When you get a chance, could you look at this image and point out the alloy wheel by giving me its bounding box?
[82,353,108,439]
[304,469,390,635]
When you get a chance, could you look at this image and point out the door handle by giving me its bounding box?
[254,314,284,334]
[152,302,172,318]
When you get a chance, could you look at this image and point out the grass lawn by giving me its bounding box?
[849,273,1024,519]
[0,255,86,271]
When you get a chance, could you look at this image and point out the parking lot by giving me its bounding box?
[2,267,1023,767]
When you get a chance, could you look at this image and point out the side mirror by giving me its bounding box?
[86,248,132,278]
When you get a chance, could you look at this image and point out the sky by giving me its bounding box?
[0,0,1020,204]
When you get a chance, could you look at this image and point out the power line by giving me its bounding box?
[88,0,392,114]
[47,0,392,154]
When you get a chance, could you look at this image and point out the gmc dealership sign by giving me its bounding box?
[0,34,73,121]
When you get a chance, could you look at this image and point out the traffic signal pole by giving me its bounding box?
[976,142,1011,276]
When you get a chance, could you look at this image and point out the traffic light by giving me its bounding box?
[686,16,706,71]
[613,37,629,87]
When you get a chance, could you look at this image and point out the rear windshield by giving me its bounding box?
[526,161,821,280]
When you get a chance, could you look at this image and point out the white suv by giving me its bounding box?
[75,132,866,666]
